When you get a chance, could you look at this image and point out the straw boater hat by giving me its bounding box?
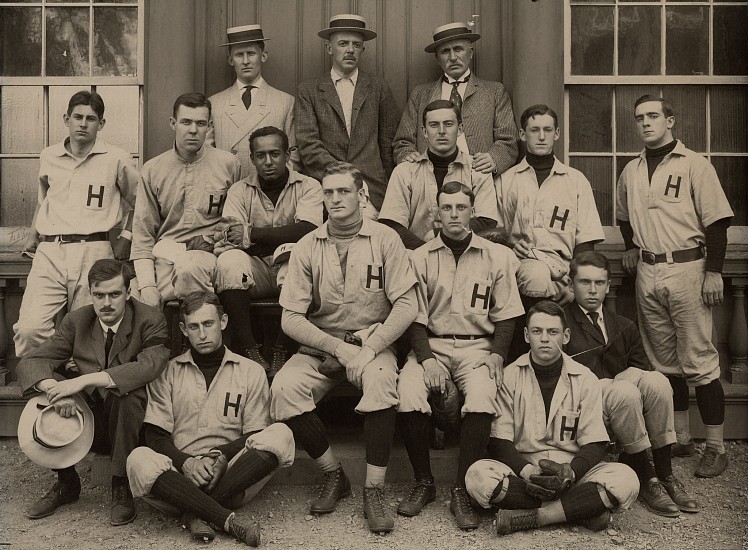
[18,393,94,470]
[219,24,270,48]
[425,22,481,53]
[318,14,377,41]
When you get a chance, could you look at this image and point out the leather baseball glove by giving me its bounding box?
[525,458,575,501]
[429,378,461,432]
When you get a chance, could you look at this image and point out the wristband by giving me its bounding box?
[119,230,133,241]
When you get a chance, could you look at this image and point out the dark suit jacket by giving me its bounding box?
[295,70,399,211]
[17,298,170,396]
[563,303,652,380]
[393,75,519,174]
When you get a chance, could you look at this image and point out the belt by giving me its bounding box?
[640,246,703,265]
[427,331,491,340]
[40,232,109,244]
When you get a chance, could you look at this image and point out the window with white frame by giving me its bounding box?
[0,0,144,228]
[564,0,747,226]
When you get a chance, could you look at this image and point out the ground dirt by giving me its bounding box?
[1,438,747,550]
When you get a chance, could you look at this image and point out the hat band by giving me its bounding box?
[227,28,265,43]
[329,19,366,30]
[432,27,472,43]
[32,407,85,449]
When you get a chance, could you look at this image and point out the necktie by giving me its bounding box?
[104,329,115,366]
[241,85,255,109]
[587,311,606,343]
[443,75,469,111]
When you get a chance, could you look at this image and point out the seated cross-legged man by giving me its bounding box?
[126,292,294,547]
[564,251,698,517]
[379,100,499,250]
[467,301,639,536]
[214,126,323,375]
[17,259,169,526]
[396,182,523,529]
[270,162,417,534]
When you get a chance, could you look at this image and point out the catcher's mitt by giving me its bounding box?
[429,379,461,432]
[525,458,575,501]
[477,228,511,247]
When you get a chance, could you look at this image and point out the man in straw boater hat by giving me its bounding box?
[208,24,300,178]
[16,259,170,526]
[295,13,399,220]
[394,20,519,177]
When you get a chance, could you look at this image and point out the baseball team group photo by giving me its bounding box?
[0,1,746,548]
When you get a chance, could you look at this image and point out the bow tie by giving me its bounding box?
[442,75,469,85]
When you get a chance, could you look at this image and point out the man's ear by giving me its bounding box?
[220,313,229,331]
[169,117,177,131]
[562,328,571,346]
[179,321,188,338]
[524,327,529,344]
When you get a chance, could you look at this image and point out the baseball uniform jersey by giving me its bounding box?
[379,150,499,242]
[13,138,139,357]
[616,140,734,384]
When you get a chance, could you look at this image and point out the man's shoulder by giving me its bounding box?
[408,80,439,101]
[208,85,234,103]
[63,304,98,326]
[265,83,295,102]
[204,144,242,167]
[141,149,174,173]
[297,75,327,93]
[471,76,507,93]
[129,298,166,325]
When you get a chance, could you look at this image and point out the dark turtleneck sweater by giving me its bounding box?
[488,353,607,481]
[247,171,316,257]
[617,139,731,272]
[428,148,459,189]
[143,345,255,468]
[408,231,516,363]
[526,151,555,186]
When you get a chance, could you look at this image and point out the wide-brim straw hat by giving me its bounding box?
[219,24,270,47]
[425,22,481,53]
[18,393,94,470]
[318,14,377,41]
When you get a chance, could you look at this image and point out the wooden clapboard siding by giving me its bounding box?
[144,0,514,161]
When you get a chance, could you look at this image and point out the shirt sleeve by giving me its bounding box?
[116,151,140,209]
[293,178,324,227]
[493,367,518,442]
[381,230,419,304]
[574,171,605,245]
[131,168,162,261]
[378,165,415,229]
[143,363,175,434]
[278,236,315,315]
[615,165,632,223]
[472,170,500,223]
[691,157,734,228]
[488,249,524,323]
[222,181,249,224]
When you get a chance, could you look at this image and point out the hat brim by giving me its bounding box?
[425,32,480,53]
[18,394,94,470]
[219,37,271,48]
[318,27,377,41]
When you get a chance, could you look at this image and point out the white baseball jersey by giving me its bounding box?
[131,145,242,262]
[616,140,733,254]
[36,139,138,236]
[496,157,604,260]
[379,150,499,242]
[491,352,609,464]
[279,218,417,337]
[144,348,269,455]
[410,233,524,335]
[222,168,323,229]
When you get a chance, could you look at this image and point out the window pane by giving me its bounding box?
[666,6,708,76]
[712,157,747,226]
[661,85,706,151]
[46,7,90,77]
[571,6,614,75]
[710,86,748,153]
[97,85,139,154]
[49,86,90,146]
[0,7,42,76]
[569,85,612,152]
[0,159,40,227]
[569,156,613,225]
[616,156,639,183]
[1,87,44,154]
[619,6,660,76]
[714,7,748,76]
[616,85,660,153]
[93,7,138,76]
